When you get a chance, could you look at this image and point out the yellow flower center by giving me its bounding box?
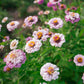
[3,18,7,22]
[47,67,54,75]
[28,41,35,47]
[28,17,33,21]
[10,22,15,26]
[53,35,60,42]
[53,20,58,24]
[10,53,16,59]
[37,32,43,39]
[71,12,75,17]
[23,23,26,26]
[61,4,64,8]
[11,42,16,47]
[48,32,52,36]
[67,8,70,11]
[6,67,11,71]
[77,57,83,63]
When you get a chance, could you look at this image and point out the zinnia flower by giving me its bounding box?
[38,11,44,15]
[50,33,65,47]
[25,38,42,53]
[47,2,53,7]
[4,65,11,72]
[22,23,27,28]
[32,28,49,41]
[48,18,63,29]
[24,16,38,27]
[44,10,50,15]
[40,63,60,81]
[59,4,66,10]
[73,54,84,66]
[4,49,26,69]
[2,17,8,23]
[49,0,62,5]
[10,39,19,50]
[2,36,10,42]
[65,8,70,14]
[65,12,80,23]
[7,21,19,31]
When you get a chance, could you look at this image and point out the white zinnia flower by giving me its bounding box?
[25,38,42,53]
[40,63,60,81]
[2,17,8,23]
[50,33,65,47]
[10,39,19,50]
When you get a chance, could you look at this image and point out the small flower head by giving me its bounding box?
[48,18,63,29]
[25,38,42,53]
[7,21,19,31]
[33,28,49,41]
[10,39,19,50]
[50,33,65,47]
[65,8,70,14]
[38,11,44,15]
[65,12,80,23]
[71,6,77,10]
[24,16,38,27]
[74,54,84,66]
[22,23,27,28]
[4,49,26,69]
[47,2,53,7]
[44,10,50,15]
[2,17,8,23]
[49,0,62,5]
[40,63,60,81]
[59,4,66,10]
[34,0,44,4]
[2,36,10,42]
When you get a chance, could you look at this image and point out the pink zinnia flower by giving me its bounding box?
[4,49,26,69]
[47,2,53,7]
[73,54,84,66]
[2,36,10,42]
[65,8,70,14]
[71,6,77,10]
[48,18,63,29]
[38,11,44,15]
[52,6,58,11]
[59,4,66,10]
[24,16,38,27]
[4,65,11,72]
[50,33,65,47]
[7,21,19,31]
[34,0,44,4]
[65,12,80,23]
[49,0,62,5]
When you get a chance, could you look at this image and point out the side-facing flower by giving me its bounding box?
[10,39,19,50]
[44,10,50,15]
[2,17,8,23]
[4,65,11,72]
[65,8,70,14]
[24,16,38,27]
[4,49,26,69]
[38,11,44,15]
[47,2,53,7]
[74,54,84,66]
[25,38,42,53]
[34,0,44,4]
[7,21,19,31]
[50,33,65,47]
[40,63,60,81]
[2,36,10,42]
[22,23,27,28]
[65,12,80,23]
[48,18,63,29]
[59,4,66,10]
